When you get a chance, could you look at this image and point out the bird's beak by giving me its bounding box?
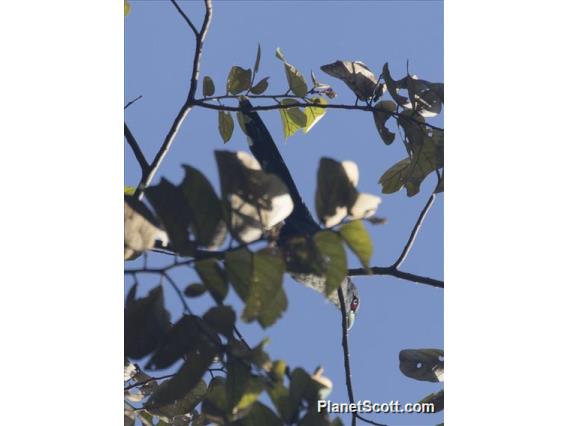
[346,311,356,330]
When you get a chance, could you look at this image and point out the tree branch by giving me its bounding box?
[124,95,143,110]
[337,287,356,426]
[392,192,436,268]
[348,266,443,288]
[135,0,213,200]
[125,123,150,174]
[170,0,198,37]
[193,98,444,132]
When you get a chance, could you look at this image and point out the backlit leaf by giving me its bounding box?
[203,76,215,97]
[250,77,269,95]
[303,97,327,133]
[218,110,235,143]
[339,220,372,268]
[279,99,307,139]
[314,231,347,295]
[225,247,253,302]
[284,63,308,97]
[227,66,252,95]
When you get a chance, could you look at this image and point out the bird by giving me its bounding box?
[238,97,360,329]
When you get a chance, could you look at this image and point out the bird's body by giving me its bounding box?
[239,98,361,329]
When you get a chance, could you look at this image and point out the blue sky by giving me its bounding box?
[125,1,443,424]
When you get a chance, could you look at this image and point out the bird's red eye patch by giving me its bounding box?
[350,297,359,312]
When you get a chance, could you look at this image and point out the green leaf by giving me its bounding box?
[419,389,444,413]
[380,128,443,196]
[146,178,194,255]
[146,344,216,408]
[203,306,236,339]
[268,382,293,423]
[314,231,347,295]
[399,349,444,382]
[227,66,252,95]
[243,248,287,328]
[254,43,261,73]
[124,185,136,196]
[227,358,265,413]
[250,77,269,95]
[124,0,131,16]
[203,76,215,97]
[146,379,207,420]
[184,283,207,298]
[195,258,228,302]
[124,286,170,359]
[218,111,235,143]
[225,247,253,302]
[303,97,327,133]
[275,47,286,61]
[372,100,397,145]
[379,158,412,194]
[202,377,228,420]
[279,98,307,139]
[240,402,283,426]
[339,220,373,268]
[284,62,308,97]
[180,165,227,248]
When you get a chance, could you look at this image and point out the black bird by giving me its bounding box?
[238,98,360,329]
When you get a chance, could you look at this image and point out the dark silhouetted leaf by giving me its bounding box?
[225,247,253,302]
[180,165,227,248]
[184,283,207,298]
[314,231,347,295]
[125,286,170,359]
[146,179,195,256]
[203,306,236,339]
[238,402,283,426]
[382,62,411,107]
[203,76,215,97]
[250,77,269,95]
[146,379,207,420]
[202,377,228,421]
[195,258,228,302]
[407,77,443,117]
[243,248,287,328]
[321,60,380,101]
[379,158,411,194]
[254,43,262,74]
[218,111,235,143]
[215,150,293,243]
[419,389,444,413]
[303,97,327,133]
[399,349,444,382]
[278,98,307,139]
[372,100,397,145]
[226,357,266,414]
[145,344,217,408]
[227,66,252,95]
[339,220,372,268]
[146,315,216,370]
[315,158,358,228]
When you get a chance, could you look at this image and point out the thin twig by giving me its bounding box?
[124,373,176,391]
[124,123,150,174]
[348,266,443,288]
[337,287,356,426]
[392,192,436,268]
[170,0,199,36]
[124,95,143,110]
[192,99,444,132]
[135,0,213,200]
[163,272,192,314]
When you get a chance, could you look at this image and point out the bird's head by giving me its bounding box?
[342,276,360,330]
